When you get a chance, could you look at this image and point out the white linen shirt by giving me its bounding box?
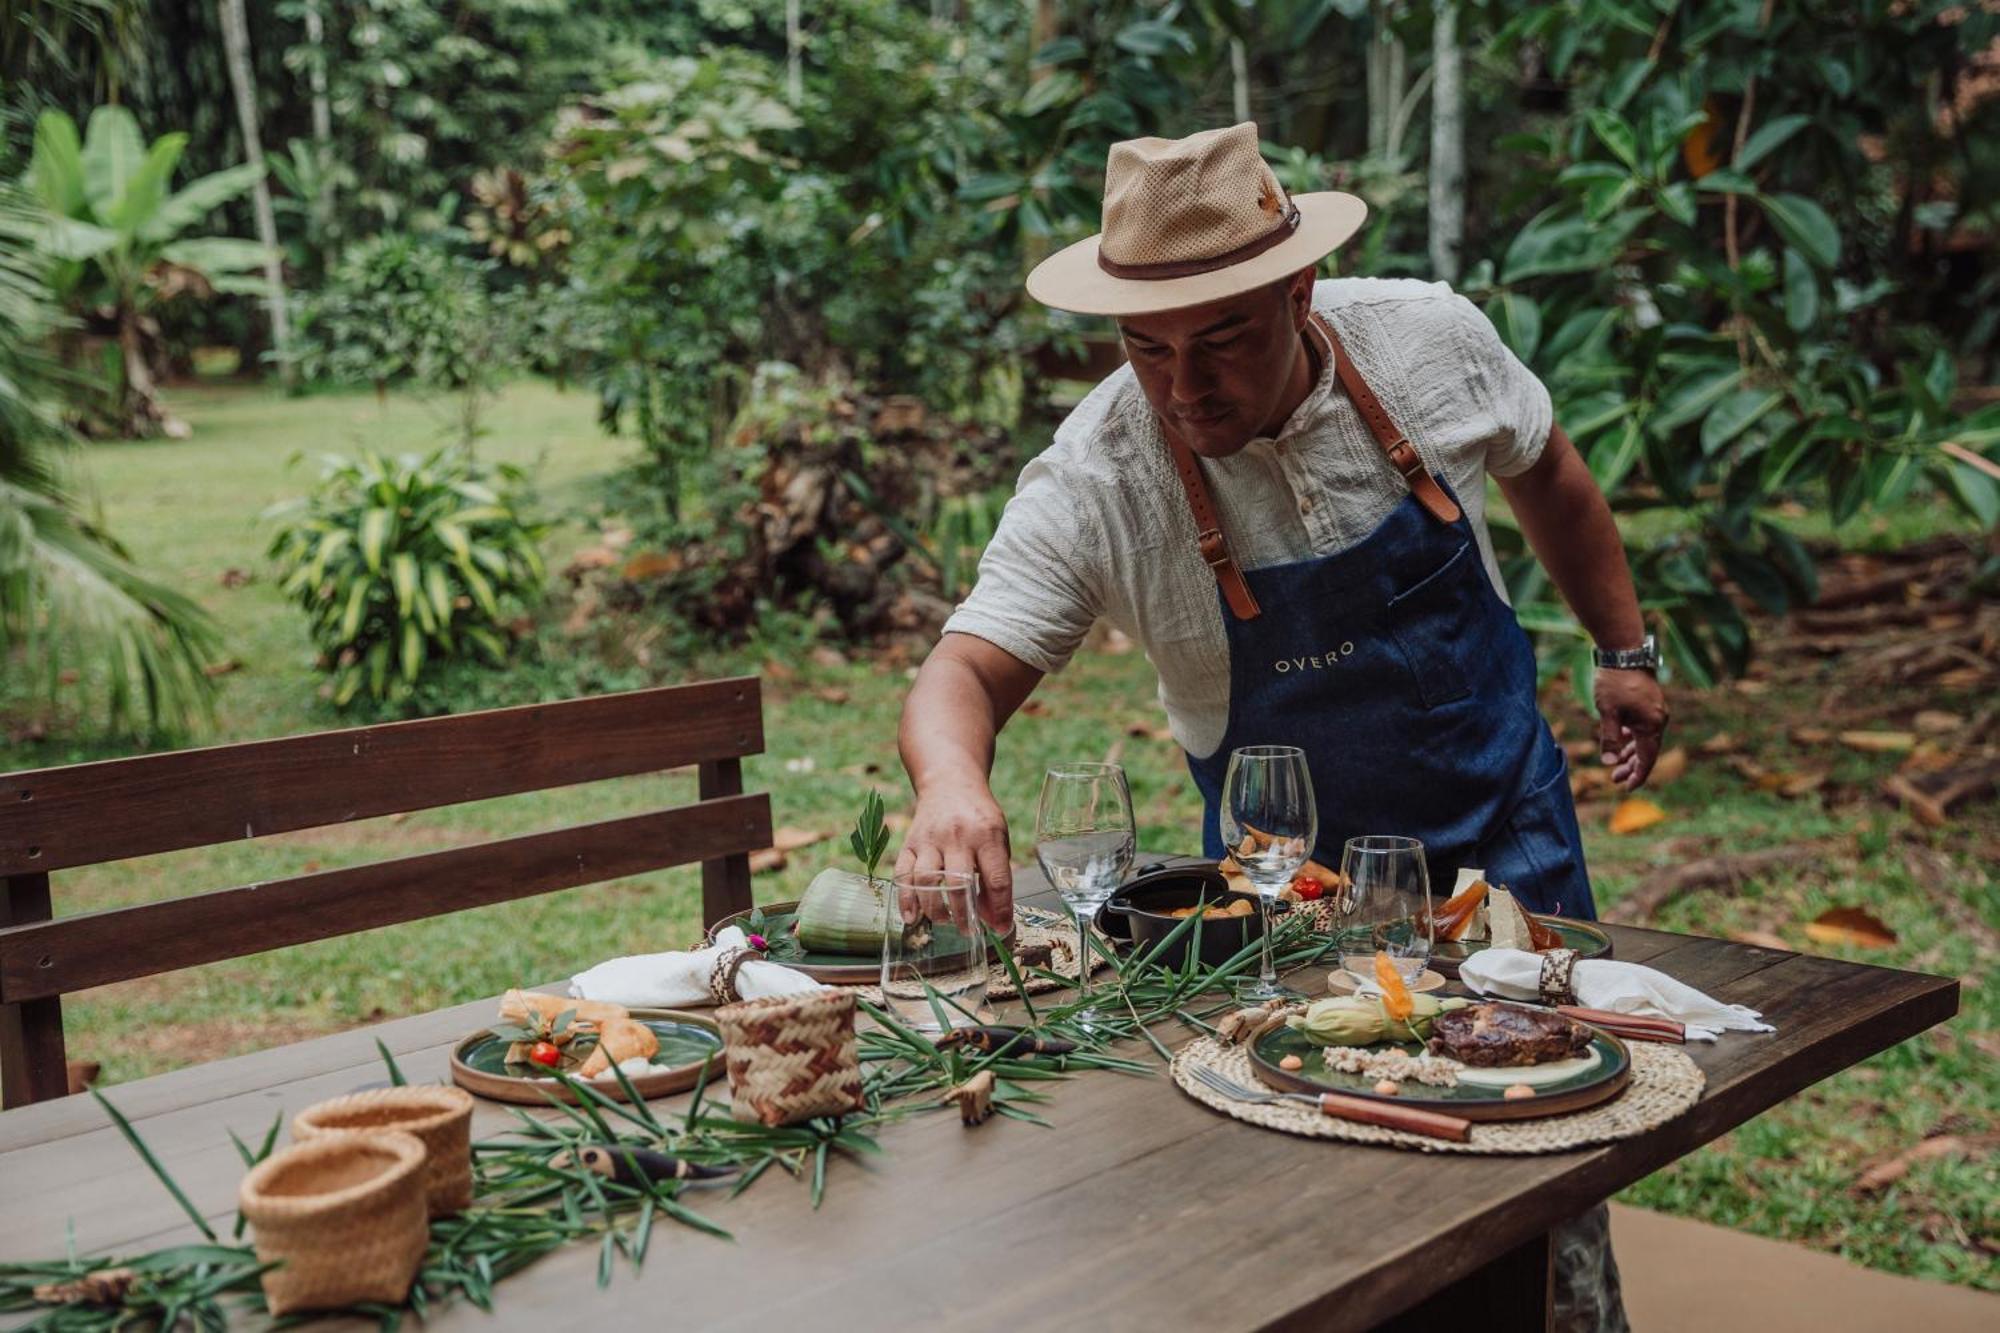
[942,277,1554,759]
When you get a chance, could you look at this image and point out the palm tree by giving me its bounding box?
[0,184,220,737]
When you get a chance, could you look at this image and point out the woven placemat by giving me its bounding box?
[861,920,1111,1002]
[1171,1036,1704,1154]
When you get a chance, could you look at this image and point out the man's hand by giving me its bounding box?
[1595,668,1669,792]
[895,781,1015,934]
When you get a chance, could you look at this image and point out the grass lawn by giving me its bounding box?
[3,378,1994,1291]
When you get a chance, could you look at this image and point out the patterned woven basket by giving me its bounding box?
[293,1085,474,1217]
[237,1130,429,1315]
[714,988,866,1126]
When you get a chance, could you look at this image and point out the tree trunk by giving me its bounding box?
[1230,37,1250,124]
[303,0,333,249]
[1365,2,1406,160]
[217,0,295,386]
[1428,0,1464,282]
[785,0,803,106]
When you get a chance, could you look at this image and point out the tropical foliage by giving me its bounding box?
[0,183,219,736]
[24,105,268,436]
[265,449,545,708]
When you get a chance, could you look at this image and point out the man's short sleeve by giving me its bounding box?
[1451,293,1555,478]
[940,452,1103,674]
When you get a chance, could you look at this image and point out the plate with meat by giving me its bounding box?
[1247,995,1632,1122]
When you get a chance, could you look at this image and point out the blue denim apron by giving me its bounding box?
[1181,324,1596,918]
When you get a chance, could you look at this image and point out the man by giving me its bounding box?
[898,122,1665,929]
[896,124,1666,1332]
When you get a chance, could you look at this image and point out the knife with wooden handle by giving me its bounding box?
[1295,1090,1473,1142]
[1557,1005,1686,1043]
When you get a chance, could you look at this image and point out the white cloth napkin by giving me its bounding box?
[568,926,823,1008]
[1458,948,1774,1042]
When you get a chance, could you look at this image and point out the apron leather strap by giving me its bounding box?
[1316,315,1463,526]
[1164,431,1263,621]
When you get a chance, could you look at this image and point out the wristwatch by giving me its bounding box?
[1593,634,1659,673]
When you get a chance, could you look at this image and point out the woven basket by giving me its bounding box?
[238,1130,429,1315]
[714,988,865,1126]
[293,1085,474,1217]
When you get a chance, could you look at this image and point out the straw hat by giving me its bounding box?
[1026,122,1366,318]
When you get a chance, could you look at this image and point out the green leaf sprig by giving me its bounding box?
[849,790,891,882]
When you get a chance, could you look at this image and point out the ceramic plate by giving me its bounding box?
[1247,1016,1631,1122]
[451,1008,722,1106]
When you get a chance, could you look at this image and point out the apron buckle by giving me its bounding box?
[1385,439,1426,481]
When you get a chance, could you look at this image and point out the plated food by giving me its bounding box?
[451,995,723,1105]
[1246,955,1631,1121]
[1421,875,1614,976]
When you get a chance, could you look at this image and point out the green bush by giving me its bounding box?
[291,234,501,396]
[266,449,546,709]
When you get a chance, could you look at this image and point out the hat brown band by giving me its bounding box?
[1097,204,1302,280]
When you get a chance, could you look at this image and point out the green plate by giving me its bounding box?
[450,1008,723,1106]
[1248,1014,1631,1122]
[708,901,977,984]
[1426,917,1613,977]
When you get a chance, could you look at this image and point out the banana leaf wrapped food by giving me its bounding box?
[793,868,899,954]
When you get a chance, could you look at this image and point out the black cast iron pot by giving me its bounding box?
[1095,863,1264,970]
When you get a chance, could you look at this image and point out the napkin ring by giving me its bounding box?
[1538,948,1579,1006]
[708,947,759,1006]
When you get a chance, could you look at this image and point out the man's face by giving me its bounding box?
[1117,270,1314,458]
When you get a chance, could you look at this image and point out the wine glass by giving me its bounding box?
[1218,745,1316,1001]
[1338,836,1433,990]
[1034,763,1136,1023]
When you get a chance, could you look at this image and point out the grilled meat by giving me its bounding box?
[1426,1003,1594,1067]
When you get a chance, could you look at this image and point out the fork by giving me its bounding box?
[1189,1064,1473,1142]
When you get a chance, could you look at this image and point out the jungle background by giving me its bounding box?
[0,0,1995,1292]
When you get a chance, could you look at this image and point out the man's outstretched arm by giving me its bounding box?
[1498,425,1669,790]
[897,632,1044,930]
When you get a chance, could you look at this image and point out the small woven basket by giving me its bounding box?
[293,1085,474,1217]
[238,1130,429,1315]
[714,988,866,1126]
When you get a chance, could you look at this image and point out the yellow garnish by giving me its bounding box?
[1374,951,1414,1022]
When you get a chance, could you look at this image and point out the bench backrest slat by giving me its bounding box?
[0,678,774,1107]
[0,678,763,876]
[0,793,770,1004]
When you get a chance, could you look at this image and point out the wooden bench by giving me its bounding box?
[0,678,771,1107]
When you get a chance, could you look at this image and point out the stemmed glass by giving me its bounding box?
[1219,745,1317,1001]
[1338,835,1433,989]
[1034,763,1136,1024]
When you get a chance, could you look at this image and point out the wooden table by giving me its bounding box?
[0,870,1958,1332]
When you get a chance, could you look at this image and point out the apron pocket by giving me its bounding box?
[1385,542,1480,709]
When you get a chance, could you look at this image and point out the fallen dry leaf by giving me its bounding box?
[813,686,850,705]
[1913,710,1965,735]
[1840,729,1917,753]
[1650,746,1689,785]
[1729,929,1791,951]
[1019,699,1051,717]
[1571,766,1617,798]
[201,658,241,678]
[765,659,796,683]
[1698,732,1740,755]
[219,567,251,588]
[620,551,683,580]
[1125,721,1175,742]
[1608,798,1668,835]
[1935,666,1991,690]
[1804,905,1898,950]
[1792,726,1832,744]
[1562,737,1599,762]
[1728,756,1827,798]
[771,826,830,853]
[1898,742,1956,775]
[809,646,848,670]
[1853,1134,1998,1194]
[748,847,787,874]
[1733,679,1771,695]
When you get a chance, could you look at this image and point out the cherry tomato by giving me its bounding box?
[528,1041,561,1068]
[1291,876,1323,901]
